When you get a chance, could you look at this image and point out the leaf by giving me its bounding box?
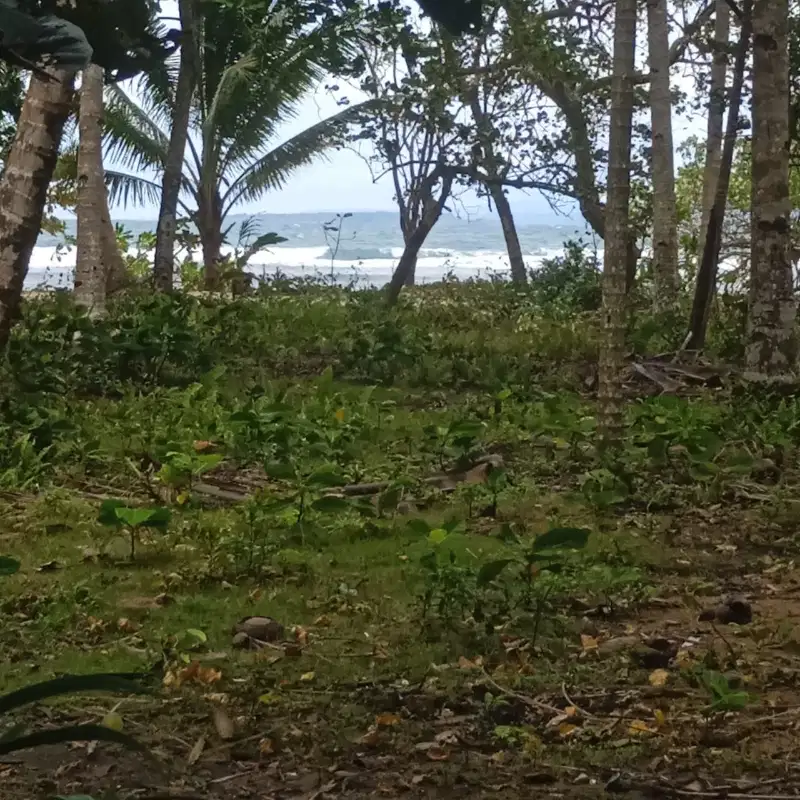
[98,499,127,527]
[299,671,315,682]
[0,674,148,715]
[102,712,124,732]
[187,735,205,765]
[186,628,208,644]
[307,466,347,487]
[649,669,669,687]
[653,709,667,728]
[628,719,657,735]
[264,462,297,480]
[212,707,236,740]
[476,559,513,587]
[0,556,20,576]
[407,518,432,535]
[532,527,591,552]
[311,495,351,513]
[334,408,346,422]
[375,712,401,727]
[427,528,449,546]
[558,723,578,737]
[580,635,599,651]
[114,507,156,528]
[497,523,519,544]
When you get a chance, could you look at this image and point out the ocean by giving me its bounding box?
[27,210,596,289]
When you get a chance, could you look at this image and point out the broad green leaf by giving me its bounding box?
[307,466,346,487]
[407,518,432,535]
[98,499,127,527]
[532,527,590,552]
[115,507,158,528]
[0,556,20,576]
[185,628,207,644]
[264,462,297,480]
[311,495,350,513]
[140,507,171,528]
[476,559,514,587]
[428,528,449,546]
[497,523,519,544]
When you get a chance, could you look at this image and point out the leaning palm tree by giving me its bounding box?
[104,4,370,290]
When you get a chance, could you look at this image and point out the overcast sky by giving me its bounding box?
[109,2,705,221]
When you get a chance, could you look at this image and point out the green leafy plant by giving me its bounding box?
[156,449,224,503]
[97,500,171,560]
[697,669,753,713]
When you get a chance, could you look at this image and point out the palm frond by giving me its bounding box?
[103,85,170,175]
[104,170,164,209]
[221,100,377,213]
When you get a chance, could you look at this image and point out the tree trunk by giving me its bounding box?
[467,94,527,283]
[153,0,197,293]
[387,170,454,306]
[102,190,127,296]
[646,0,679,310]
[75,64,109,318]
[199,190,224,290]
[490,185,526,283]
[700,0,729,241]
[686,2,751,350]
[0,71,74,350]
[746,0,796,378]
[598,0,636,452]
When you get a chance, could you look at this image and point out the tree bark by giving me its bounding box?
[700,0,729,242]
[646,0,679,310]
[75,64,109,318]
[467,94,526,283]
[387,168,454,305]
[686,2,751,350]
[490,184,526,282]
[198,189,224,290]
[746,0,796,378]
[598,0,636,452]
[0,71,74,350]
[153,0,197,293]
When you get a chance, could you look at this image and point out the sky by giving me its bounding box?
[108,1,705,222]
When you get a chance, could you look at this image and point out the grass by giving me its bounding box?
[3,269,800,797]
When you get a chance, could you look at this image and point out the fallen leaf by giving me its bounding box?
[294,626,309,645]
[193,440,214,452]
[259,737,275,756]
[628,719,657,736]
[558,723,578,738]
[564,706,578,717]
[580,634,598,651]
[359,727,381,746]
[649,669,669,687]
[299,671,315,682]
[187,736,205,765]
[102,712,123,732]
[426,745,450,761]
[375,712,401,727]
[458,655,481,670]
[653,709,667,728]
[36,560,61,572]
[212,706,236,740]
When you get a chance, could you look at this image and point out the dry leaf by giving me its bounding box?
[564,706,578,717]
[458,655,481,670]
[580,634,598,651]
[359,727,381,746]
[187,736,205,765]
[299,671,316,682]
[259,737,276,756]
[649,669,669,687]
[313,615,331,627]
[375,712,401,727]
[102,711,123,732]
[212,706,236,740]
[294,626,309,645]
[335,408,346,422]
[426,745,450,761]
[558,723,578,737]
[653,709,667,728]
[628,719,656,736]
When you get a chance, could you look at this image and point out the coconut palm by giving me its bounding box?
[104,2,370,290]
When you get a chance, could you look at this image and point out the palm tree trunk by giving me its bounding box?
[700,0,729,242]
[75,65,109,318]
[745,0,796,378]
[646,0,679,310]
[153,0,197,293]
[598,0,636,452]
[0,71,74,350]
[102,191,126,295]
[199,191,223,290]
[686,2,751,350]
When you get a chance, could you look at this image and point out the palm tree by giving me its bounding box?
[104,4,371,290]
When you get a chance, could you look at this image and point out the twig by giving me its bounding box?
[481,670,562,715]
[561,682,597,719]
[209,768,257,785]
